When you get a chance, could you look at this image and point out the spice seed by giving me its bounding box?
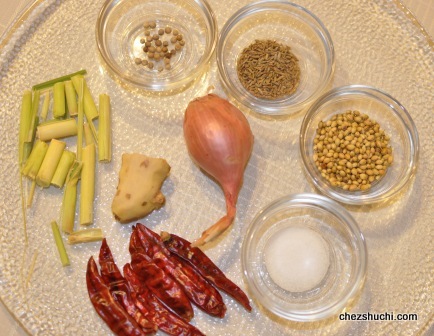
[237,39,300,99]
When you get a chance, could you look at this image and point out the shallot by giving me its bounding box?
[183,94,254,246]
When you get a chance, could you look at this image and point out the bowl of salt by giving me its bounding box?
[241,193,367,322]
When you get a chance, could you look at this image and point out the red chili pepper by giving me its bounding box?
[86,256,148,336]
[136,224,226,318]
[98,239,158,335]
[129,227,194,322]
[160,231,252,312]
[123,263,206,336]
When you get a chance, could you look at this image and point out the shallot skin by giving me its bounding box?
[183,94,254,246]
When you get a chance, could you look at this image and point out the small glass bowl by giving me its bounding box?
[242,193,367,322]
[300,85,419,205]
[216,0,335,116]
[96,0,217,92]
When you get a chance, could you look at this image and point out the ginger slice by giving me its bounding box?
[111,153,170,223]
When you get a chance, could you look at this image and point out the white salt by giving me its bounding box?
[264,226,330,292]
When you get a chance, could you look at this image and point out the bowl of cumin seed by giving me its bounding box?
[216,0,335,116]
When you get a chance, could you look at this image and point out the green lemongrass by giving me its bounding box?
[51,221,70,266]
[21,140,48,179]
[61,161,82,234]
[64,80,77,116]
[36,139,66,187]
[25,251,38,288]
[40,91,50,121]
[80,143,96,225]
[67,228,103,244]
[98,94,112,162]
[77,77,84,161]
[32,69,87,91]
[83,123,95,145]
[25,90,40,143]
[37,118,77,141]
[71,75,98,121]
[27,180,37,208]
[51,150,76,188]
[19,90,33,166]
[53,82,65,119]
[20,175,28,244]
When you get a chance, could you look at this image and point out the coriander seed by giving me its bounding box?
[144,30,151,36]
[163,41,169,47]
[155,40,162,47]
[176,34,183,41]
[165,26,172,34]
[149,21,156,29]
[134,57,142,65]
[140,38,146,44]
[175,43,181,51]
[170,36,177,44]
[147,61,154,69]
[165,64,171,70]
[152,34,159,40]
[158,28,164,35]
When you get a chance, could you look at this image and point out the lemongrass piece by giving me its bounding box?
[51,150,76,188]
[64,80,78,116]
[25,90,40,142]
[20,175,28,244]
[83,123,95,145]
[40,91,50,121]
[80,143,96,225]
[21,140,48,179]
[37,118,77,141]
[32,69,87,91]
[19,90,33,166]
[36,139,66,187]
[77,77,84,161]
[71,75,98,120]
[51,221,70,266]
[98,93,111,162]
[27,180,37,208]
[25,251,38,288]
[67,228,103,244]
[61,161,82,233]
[53,82,66,119]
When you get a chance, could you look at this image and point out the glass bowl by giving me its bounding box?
[300,85,419,205]
[96,0,217,92]
[216,0,335,116]
[241,193,367,322]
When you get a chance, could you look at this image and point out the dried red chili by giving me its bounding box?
[123,263,206,336]
[98,239,158,334]
[136,224,226,318]
[86,257,149,336]
[161,231,252,312]
[129,227,194,322]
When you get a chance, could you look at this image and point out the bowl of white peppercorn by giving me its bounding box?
[300,85,419,205]
[96,0,217,92]
[216,1,335,116]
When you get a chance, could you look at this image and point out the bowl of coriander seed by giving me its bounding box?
[299,85,419,205]
[96,0,217,92]
[216,0,335,116]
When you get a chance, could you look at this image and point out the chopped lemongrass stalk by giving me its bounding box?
[20,175,28,244]
[67,228,103,244]
[19,90,33,166]
[36,139,66,187]
[61,161,82,233]
[53,82,66,119]
[51,150,76,188]
[64,80,78,116]
[25,90,40,143]
[25,251,38,288]
[71,75,98,121]
[40,91,50,121]
[83,123,95,145]
[77,77,84,161]
[80,143,96,225]
[51,221,70,266]
[32,69,87,91]
[37,118,77,141]
[98,94,112,162]
[27,180,37,208]
[21,140,48,179]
